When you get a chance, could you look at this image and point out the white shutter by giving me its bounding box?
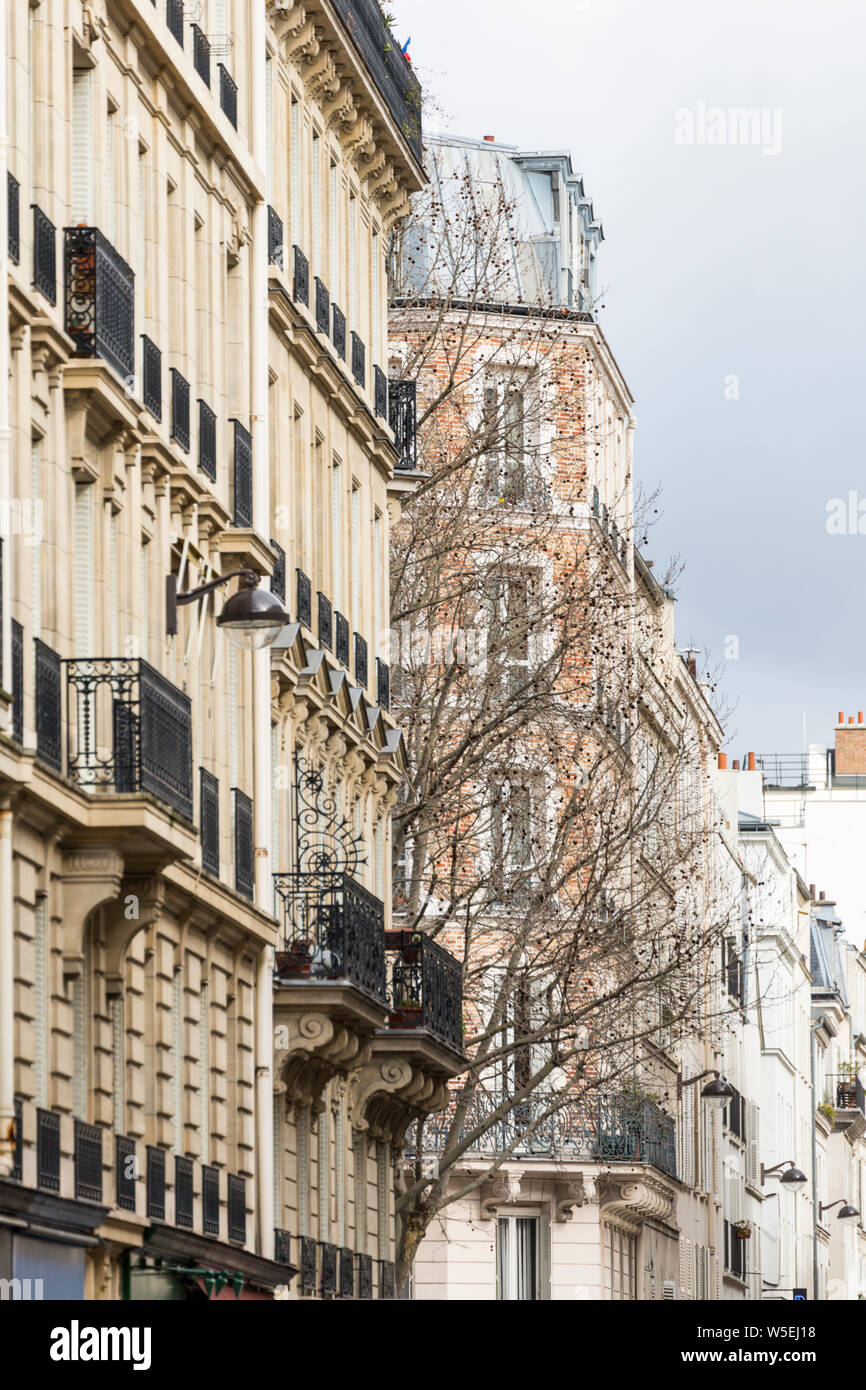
[199,980,209,1165]
[73,485,95,656]
[228,643,238,788]
[329,162,338,294]
[109,511,118,656]
[105,104,115,242]
[662,1278,678,1300]
[319,1101,330,1242]
[34,896,47,1108]
[271,722,280,873]
[349,194,357,324]
[351,486,360,632]
[111,996,124,1135]
[290,101,300,247]
[747,1101,760,1187]
[371,230,379,361]
[72,933,89,1120]
[538,1212,552,1300]
[139,541,149,661]
[332,460,342,609]
[373,512,382,660]
[265,56,274,204]
[137,147,146,327]
[312,134,321,277]
[273,1093,282,1219]
[31,439,41,639]
[71,69,94,225]
[171,968,182,1153]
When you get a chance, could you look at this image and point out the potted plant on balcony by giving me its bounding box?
[275,938,314,980]
[389,996,423,1029]
[733,1219,752,1240]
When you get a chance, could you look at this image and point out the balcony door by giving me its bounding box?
[496,1212,543,1300]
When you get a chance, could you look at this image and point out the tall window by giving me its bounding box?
[33,895,48,1110]
[290,100,300,247]
[371,230,380,361]
[331,459,342,609]
[485,383,526,502]
[329,162,339,296]
[348,193,357,325]
[31,438,41,639]
[312,133,321,276]
[105,101,117,242]
[351,484,361,631]
[71,65,94,224]
[372,511,382,657]
[73,485,95,657]
[497,1214,538,1300]
[265,55,274,205]
[604,1224,637,1300]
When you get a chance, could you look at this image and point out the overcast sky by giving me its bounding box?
[393,0,866,755]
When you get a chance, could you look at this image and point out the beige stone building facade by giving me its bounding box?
[0,0,463,1302]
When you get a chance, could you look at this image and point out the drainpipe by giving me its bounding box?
[810,1018,821,1299]
[250,4,273,1262]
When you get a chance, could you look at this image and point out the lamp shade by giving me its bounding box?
[778,1165,808,1190]
[216,577,290,650]
[837,1203,859,1223]
[701,1075,735,1111]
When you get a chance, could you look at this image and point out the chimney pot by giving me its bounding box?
[718,753,728,770]
[483,135,496,142]
[810,883,816,901]
[733,759,741,771]
[859,712,863,724]
[839,711,844,725]
[747,752,756,771]
[819,891,826,901]
[849,716,855,724]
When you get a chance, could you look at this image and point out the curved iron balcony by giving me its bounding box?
[385,929,463,1051]
[273,870,386,1002]
[64,227,135,383]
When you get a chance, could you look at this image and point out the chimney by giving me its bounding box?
[483,135,496,143]
[834,707,866,776]
[747,751,756,771]
[809,883,816,901]
[732,759,741,771]
[819,891,826,902]
[718,753,728,770]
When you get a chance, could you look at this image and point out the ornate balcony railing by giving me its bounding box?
[300,1237,317,1297]
[166,0,184,46]
[385,930,463,1051]
[198,398,217,480]
[416,1089,678,1179]
[373,365,388,419]
[270,541,286,603]
[64,227,134,381]
[8,171,19,264]
[228,1173,246,1244]
[354,632,368,688]
[332,303,347,360]
[218,64,237,128]
[32,204,56,304]
[170,367,190,451]
[331,0,422,163]
[192,23,210,85]
[335,611,350,667]
[175,1155,194,1228]
[315,276,330,334]
[351,331,365,389]
[274,1229,293,1266]
[202,1165,220,1235]
[273,871,387,1002]
[268,205,284,268]
[231,418,253,527]
[389,379,418,470]
[115,1135,136,1211]
[146,1146,166,1220]
[339,1247,355,1299]
[376,657,390,712]
[37,1109,60,1192]
[74,1120,103,1202]
[65,657,193,820]
[35,638,62,772]
[317,591,332,651]
[200,767,220,876]
[296,569,312,628]
[11,620,23,744]
[233,788,254,901]
[357,1253,373,1300]
[141,335,162,420]
[293,245,309,306]
[319,1241,338,1298]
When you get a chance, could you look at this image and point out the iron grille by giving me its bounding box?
[192,23,210,84]
[386,930,464,1051]
[74,1120,103,1202]
[232,418,253,527]
[65,658,194,820]
[315,277,330,334]
[142,335,162,420]
[373,365,388,419]
[293,245,309,306]
[273,871,387,1001]
[357,1253,373,1300]
[320,1241,338,1297]
[351,332,365,389]
[270,541,286,603]
[376,658,390,712]
[35,639,62,772]
[37,1109,60,1192]
[200,767,220,876]
[202,1165,220,1235]
[317,592,332,651]
[218,64,238,128]
[146,1146,166,1220]
[228,1173,246,1244]
[300,1237,317,1296]
[296,569,312,628]
[32,204,56,304]
[11,620,23,743]
[339,1247,355,1299]
[8,171,19,263]
[198,399,217,480]
[64,227,135,381]
[115,1135,136,1211]
[234,788,254,900]
[12,1098,23,1181]
[335,612,350,667]
[332,303,346,359]
[166,0,184,45]
[389,380,418,470]
[267,205,284,268]
[354,632,368,688]
[170,368,190,451]
[380,1260,396,1299]
[330,0,423,162]
[275,1229,293,1265]
[175,1155,194,1228]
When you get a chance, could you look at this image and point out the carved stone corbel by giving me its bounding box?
[274,1010,374,1115]
[59,847,125,978]
[553,1173,595,1222]
[479,1168,525,1219]
[100,876,167,997]
[598,1174,675,1225]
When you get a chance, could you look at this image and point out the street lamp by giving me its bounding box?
[677,1069,735,1111]
[761,1161,808,1191]
[165,569,290,650]
[819,1199,859,1223]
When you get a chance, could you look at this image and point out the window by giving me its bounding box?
[604,1224,637,1300]
[348,193,357,325]
[332,459,342,610]
[329,162,339,295]
[497,1214,538,1300]
[491,779,532,878]
[371,229,380,362]
[351,485,361,632]
[290,100,300,247]
[71,65,94,225]
[488,571,532,696]
[105,101,116,243]
[312,133,321,276]
[484,382,527,503]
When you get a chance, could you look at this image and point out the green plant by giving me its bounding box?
[819,1100,835,1120]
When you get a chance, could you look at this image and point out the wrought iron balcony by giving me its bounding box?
[228,1173,246,1244]
[373,365,388,419]
[274,1229,293,1266]
[320,1241,338,1298]
[170,367,190,451]
[357,1253,373,1300]
[74,1120,103,1202]
[115,1136,136,1211]
[418,1089,677,1179]
[351,331,366,389]
[376,657,390,711]
[331,0,422,163]
[203,1165,219,1235]
[64,227,135,381]
[37,1109,61,1192]
[35,639,62,772]
[234,788,254,901]
[300,1237,317,1297]
[146,1145,166,1220]
[192,23,210,85]
[339,1247,355,1299]
[318,591,332,651]
[385,930,463,1051]
[335,611,350,667]
[65,657,194,821]
[270,541,286,603]
[32,204,56,304]
[142,335,162,420]
[273,870,387,1002]
[218,64,238,129]
[268,205,284,268]
[354,632,368,688]
[389,380,418,470]
[8,171,19,264]
[833,1074,866,1113]
[11,619,23,744]
[231,418,253,527]
[380,1260,396,1299]
[175,1155,194,1229]
[332,303,347,360]
[198,398,217,480]
[315,276,330,335]
[166,0,184,46]
[293,245,309,307]
[296,569,312,628]
[200,768,220,876]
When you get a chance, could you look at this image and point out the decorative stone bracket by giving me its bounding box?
[478,1169,526,1220]
[60,847,125,979]
[348,1058,450,1148]
[553,1174,596,1223]
[274,1010,375,1114]
[598,1173,675,1226]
